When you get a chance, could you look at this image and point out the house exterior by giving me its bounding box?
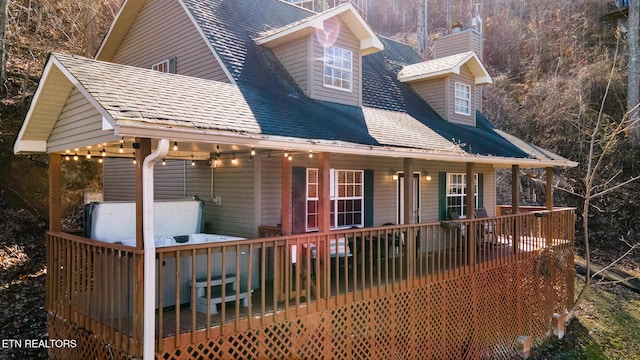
[14,0,577,358]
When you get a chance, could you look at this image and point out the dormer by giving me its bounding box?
[254,3,383,107]
[398,51,491,127]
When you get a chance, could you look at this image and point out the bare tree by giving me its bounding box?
[417,0,428,57]
[629,0,640,145]
[0,0,9,94]
[562,33,640,320]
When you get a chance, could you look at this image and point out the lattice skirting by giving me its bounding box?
[47,312,135,360]
[158,250,574,360]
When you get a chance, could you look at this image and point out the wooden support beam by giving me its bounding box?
[135,138,151,249]
[281,156,292,235]
[546,167,554,247]
[318,153,331,233]
[512,165,520,254]
[133,138,150,358]
[403,158,414,225]
[546,167,553,210]
[49,154,62,233]
[466,162,476,266]
[512,165,520,214]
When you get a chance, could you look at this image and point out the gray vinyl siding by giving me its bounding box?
[277,154,496,226]
[103,158,188,201]
[310,18,361,106]
[208,163,255,238]
[103,158,136,201]
[410,78,447,119]
[260,157,283,228]
[273,36,310,95]
[47,89,119,153]
[447,65,476,126]
[103,158,255,238]
[433,30,483,60]
[104,155,496,239]
[111,0,229,82]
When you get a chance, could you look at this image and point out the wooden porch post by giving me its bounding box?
[511,165,520,214]
[281,156,292,235]
[546,167,553,210]
[133,137,150,356]
[49,154,62,233]
[466,162,476,266]
[403,158,414,276]
[403,158,414,225]
[512,164,520,254]
[546,167,554,247]
[317,153,331,233]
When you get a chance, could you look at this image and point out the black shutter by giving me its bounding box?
[364,169,374,227]
[292,166,307,234]
[438,172,447,220]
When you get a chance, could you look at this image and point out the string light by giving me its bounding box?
[232,153,238,164]
[86,151,91,159]
[119,143,124,153]
[173,142,178,151]
[191,156,195,166]
[132,151,136,164]
[120,137,125,143]
[101,149,106,157]
[73,153,79,161]
[162,159,166,166]
[65,154,70,161]
[250,147,256,156]
[98,158,103,164]
[288,155,293,161]
[308,150,313,158]
[284,151,288,158]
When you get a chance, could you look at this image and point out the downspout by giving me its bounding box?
[143,138,169,359]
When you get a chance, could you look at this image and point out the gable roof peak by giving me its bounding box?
[254,2,383,55]
[398,51,492,85]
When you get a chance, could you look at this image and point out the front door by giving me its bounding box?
[397,172,420,224]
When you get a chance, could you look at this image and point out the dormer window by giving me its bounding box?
[324,46,352,92]
[151,57,177,74]
[454,82,471,116]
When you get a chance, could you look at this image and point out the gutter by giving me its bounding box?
[115,123,579,168]
[142,138,170,359]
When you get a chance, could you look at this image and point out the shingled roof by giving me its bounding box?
[14,0,577,167]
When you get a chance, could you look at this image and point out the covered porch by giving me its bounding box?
[45,136,575,358]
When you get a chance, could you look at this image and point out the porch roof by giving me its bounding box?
[14,52,577,167]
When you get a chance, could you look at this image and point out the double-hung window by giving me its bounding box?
[306,169,364,231]
[454,82,472,116]
[446,173,478,218]
[324,46,352,92]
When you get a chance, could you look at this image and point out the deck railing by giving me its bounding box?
[46,232,144,355]
[46,208,574,355]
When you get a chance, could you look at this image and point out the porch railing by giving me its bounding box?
[46,208,574,355]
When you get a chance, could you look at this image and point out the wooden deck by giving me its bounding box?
[46,208,575,358]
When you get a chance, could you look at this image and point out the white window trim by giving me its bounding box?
[306,168,364,231]
[323,46,353,93]
[454,82,472,116]
[446,173,478,218]
[151,59,170,73]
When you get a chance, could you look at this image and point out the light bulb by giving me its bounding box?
[173,142,178,151]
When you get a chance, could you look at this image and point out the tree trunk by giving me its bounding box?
[417,0,428,58]
[628,0,640,144]
[0,0,9,94]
